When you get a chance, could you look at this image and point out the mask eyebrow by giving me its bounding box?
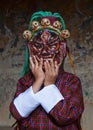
[47,35,59,45]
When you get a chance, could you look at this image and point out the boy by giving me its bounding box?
[10,11,84,130]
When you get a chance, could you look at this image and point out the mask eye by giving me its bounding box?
[41,18,50,26]
[34,42,42,49]
[31,21,40,30]
[53,20,62,30]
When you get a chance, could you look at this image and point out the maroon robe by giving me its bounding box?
[10,69,84,130]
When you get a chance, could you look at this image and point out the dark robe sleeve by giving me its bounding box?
[9,76,32,121]
[49,75,84,126]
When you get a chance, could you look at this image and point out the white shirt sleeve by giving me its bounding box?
[35,84,64,113]
[14,84,64,117]
[14,86,40,117]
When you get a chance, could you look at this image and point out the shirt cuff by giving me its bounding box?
[35,84,64,113]
[14,86,40,117]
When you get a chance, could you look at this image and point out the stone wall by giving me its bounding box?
[0,1,93,129]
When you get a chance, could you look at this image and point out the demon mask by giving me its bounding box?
[23,12,70,65]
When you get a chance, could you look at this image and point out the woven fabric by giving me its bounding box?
[10,70,84,130]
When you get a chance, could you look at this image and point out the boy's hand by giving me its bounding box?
[29,56,45,93]
[30,56,45,81]
[44,59,60,86]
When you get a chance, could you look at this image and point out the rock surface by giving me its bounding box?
[0,1,93,129]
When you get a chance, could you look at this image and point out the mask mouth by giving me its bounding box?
[36,54,55,61]
[41,54,54,59]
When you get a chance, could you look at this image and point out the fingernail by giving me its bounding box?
[45,60,48,62]
[44,61,46,65]
[29,56,31,59]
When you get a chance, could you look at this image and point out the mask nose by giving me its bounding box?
[41,44,49,56]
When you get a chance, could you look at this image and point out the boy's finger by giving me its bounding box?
[40,58,43,68]
[33,56,38,67]
[29,57,34,68]
[54,61,59,72]
[50,59,55,71]
[44,60,49,72]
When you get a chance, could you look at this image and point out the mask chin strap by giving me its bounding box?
[67,47,76,75]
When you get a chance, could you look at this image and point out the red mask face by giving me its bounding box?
[28,29,67,64]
